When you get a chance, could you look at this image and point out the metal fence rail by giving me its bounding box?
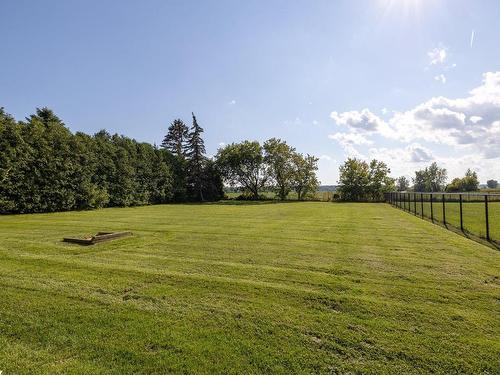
[385,192,500,248]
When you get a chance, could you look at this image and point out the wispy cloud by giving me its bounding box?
[470,29,475,48]
[428,47,447,65]
[228,99,236,105]
[434,74,446,84]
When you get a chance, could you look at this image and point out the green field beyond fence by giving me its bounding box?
[387,192,500,246]
[0,202,499,373]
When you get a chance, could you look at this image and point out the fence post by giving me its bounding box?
[413,193,417,214]
[459,194,463,232]
[421,193,424,218]
[485,194,490,241]
[430,194,434,222]
[408,193,410,212]
[442,194,446,225]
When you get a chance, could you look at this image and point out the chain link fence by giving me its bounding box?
[385,192,500,248]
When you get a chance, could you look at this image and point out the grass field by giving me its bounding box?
[0,202,499,374]
[395,199,500,243]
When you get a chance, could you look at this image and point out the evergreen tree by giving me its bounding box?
[0,108,31,212]
[161,119,189,157]
[185,113,206,201]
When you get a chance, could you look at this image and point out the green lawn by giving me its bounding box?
[0,202,499,374]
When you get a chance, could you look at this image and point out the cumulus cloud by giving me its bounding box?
[407,144,434,162]
[367,144,433,164]
[330,109,385,132]
[428,47,447,65]
[330,72,500,157]
[329,71,500,179]
[386,72,500,157]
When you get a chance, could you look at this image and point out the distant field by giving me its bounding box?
[225,190,334,201]
[395,199,500,243]
[0,203,499,373]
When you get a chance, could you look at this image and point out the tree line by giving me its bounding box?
[395,162,482,193]
[336,158,494,201]
[217,139,319,200]
[0,107,320,213]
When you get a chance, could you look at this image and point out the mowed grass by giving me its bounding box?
[0,202,499,374]
[398,200,500,243]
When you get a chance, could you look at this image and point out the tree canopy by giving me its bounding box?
[446,169,479,192]
[337,158,393,201]
[216,141,268,199]
[486,179,498,189]
[412,162,447,192]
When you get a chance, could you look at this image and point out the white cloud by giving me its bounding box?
[434,74,446,84]
[368,143,433,164]
[386,72,500,157]
[328,71,500,180]
[319,154,333,161]
[470,30,475,48]
[470,116,482,124]
[218,142,226,147]
[329,132,372,146]
[381,108,388,115]
[228,99,236,105]
[312,120,319,125]
[330,108,386,132]
[407,144,434,162]
[428,47,447,65]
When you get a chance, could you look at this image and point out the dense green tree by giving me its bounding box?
[185,113,207,201]
[291,153,319,200]
[0,107,176,213]
[20,108,82,212]
[0,108,32,212]
[73,132,109,209]
[367,160,394,201]
[413,162,447,192]
[338,158,392,201]
[338,158,370,201]
[161,119,189,157]
[199,159,224,202]
[446,169,479,192]
[216,141,268,199]
[487,179,498,189]
[263,138,295,200]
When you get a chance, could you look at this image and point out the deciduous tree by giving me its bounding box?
[216,141,268,199]
[291,153,319,200]
[263,138,295,200]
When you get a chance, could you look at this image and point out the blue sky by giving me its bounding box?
[1,0,499,184]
